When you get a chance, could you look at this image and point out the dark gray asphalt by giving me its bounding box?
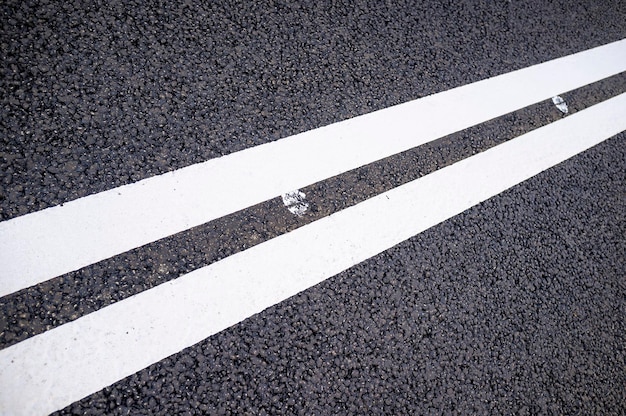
[2,0,625,219]
[1,0,625,414]
[58,134,626,415]
[1,72,624,350]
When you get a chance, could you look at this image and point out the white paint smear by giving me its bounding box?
[1,39,626,298]
[552,95,569,114]
[1,93,625,416]
[282,190,309,216]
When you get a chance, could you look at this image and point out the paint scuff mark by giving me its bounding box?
[552,96,568,114]
[281,190,309,217]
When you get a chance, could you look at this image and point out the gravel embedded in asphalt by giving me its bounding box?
[1,0,625,414]
[55,134,625,415]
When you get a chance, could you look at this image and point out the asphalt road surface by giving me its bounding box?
[1,1,625,415]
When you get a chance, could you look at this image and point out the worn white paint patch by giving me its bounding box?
[1,39,626,298]
[1,93,625,416]
[552,96,569,114]
[281,190,309,216]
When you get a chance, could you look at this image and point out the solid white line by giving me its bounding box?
[1,93,624,416]
[1,40,625,298]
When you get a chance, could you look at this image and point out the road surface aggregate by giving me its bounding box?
[1,0,625,219]
[0,0,625,414]
[55,134,625,415]
[1,72,624,349]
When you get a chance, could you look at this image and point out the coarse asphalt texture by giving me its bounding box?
[2,0,625,219]
[58,133,626,415]
[1,71,624,350]
[1,0,625,414]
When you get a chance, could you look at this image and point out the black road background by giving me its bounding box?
[1,0,625,414]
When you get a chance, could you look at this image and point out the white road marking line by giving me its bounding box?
[1,93,624,416]
[1,40,625,298]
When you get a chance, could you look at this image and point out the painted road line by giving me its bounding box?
[1,40,625,298]
[1,93,625,416]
